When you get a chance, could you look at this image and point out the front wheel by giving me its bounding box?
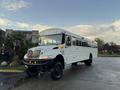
[25,67,39,77]
[50,62,63,80]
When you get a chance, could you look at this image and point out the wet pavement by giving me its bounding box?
[1,57,120,90]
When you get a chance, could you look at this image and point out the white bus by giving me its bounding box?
[23,28,97,80]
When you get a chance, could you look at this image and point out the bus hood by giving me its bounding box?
[28,45,59,51]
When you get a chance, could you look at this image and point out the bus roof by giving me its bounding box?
[40,28,83,38]
[40,28,97,46]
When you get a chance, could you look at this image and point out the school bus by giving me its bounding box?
[23,28,97,80]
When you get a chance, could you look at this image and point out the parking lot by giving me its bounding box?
[1,57,120,90]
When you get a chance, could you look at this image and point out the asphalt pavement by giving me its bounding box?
[1,57,120,90]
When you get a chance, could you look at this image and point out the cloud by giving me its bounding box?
[0,18,11,26]
[0,0,30,11]
[16,22,30,29]
[15,22,51,31]
[0,18,51,32]
[69,20,120,44]
[0,13,5,17]
[32,24,51,31]
[0,17,120,44]
[112,20,120,31]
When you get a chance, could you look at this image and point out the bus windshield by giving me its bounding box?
[39,34,63,45]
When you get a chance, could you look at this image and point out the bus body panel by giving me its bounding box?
[63,46,97,64]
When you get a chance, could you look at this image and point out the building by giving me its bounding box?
[5,29,39,43]
[32,30,39,43]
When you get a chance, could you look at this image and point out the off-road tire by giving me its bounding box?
[84,54,93,66]
[25,67,38,77]
[50,62,63,80]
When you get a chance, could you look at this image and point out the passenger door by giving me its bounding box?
[63,35,74,64]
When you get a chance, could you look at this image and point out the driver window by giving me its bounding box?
[66,36,71,46]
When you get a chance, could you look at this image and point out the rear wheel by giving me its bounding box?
[25,67,39,77]
[84,54,93,66]
[50,62,63,80]
[71,62,78,66]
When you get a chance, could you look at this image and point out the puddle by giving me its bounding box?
[13,77,30,88]
[0,82,3,86]
[0,72,25,90]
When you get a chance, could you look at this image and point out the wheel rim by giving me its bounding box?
[55,65,62,77]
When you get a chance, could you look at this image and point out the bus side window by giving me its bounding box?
[79,41,82,46]
[73,41,76,45]
[81,42,84,46]
[83,42,85,46]
[83,42,87,47]
[84,42,86,47]
[72,37,76,46]
[86,42,89,47]
[66,36,71,46]
[76,40,79,46]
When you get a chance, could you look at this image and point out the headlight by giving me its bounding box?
[33,50,40,57]
[27,50,40,58]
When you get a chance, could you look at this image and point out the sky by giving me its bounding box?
[0,0,120,44]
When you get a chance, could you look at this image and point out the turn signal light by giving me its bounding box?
[59,44,64,49]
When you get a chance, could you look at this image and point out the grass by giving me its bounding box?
[0,65,25,72]
[98,53,120,57]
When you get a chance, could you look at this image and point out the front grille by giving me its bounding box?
[24,60,46,65]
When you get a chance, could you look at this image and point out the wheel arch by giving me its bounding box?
[89,53,93,58]
[54,54,65,69]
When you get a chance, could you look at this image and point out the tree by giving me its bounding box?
[110,42,118,54]
[103,43,110,53]
[0,30,5,47]
[95,38,105,53]
[95,38,104,47]
[5,32,37,60]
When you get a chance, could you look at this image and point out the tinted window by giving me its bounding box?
[66,36,71,46]
[72,37,76,46]
[76,40,79,46]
